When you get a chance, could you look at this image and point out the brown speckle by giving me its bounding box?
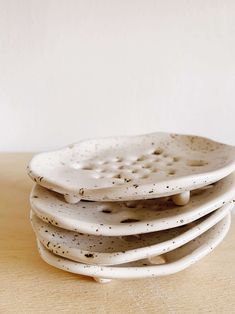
[102,209,112,213]
[85,253,94,258]
[121,218,140,223]
[79,188,84,196]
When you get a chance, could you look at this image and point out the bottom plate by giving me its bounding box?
[36,213,231,282]
[31,203,232,265]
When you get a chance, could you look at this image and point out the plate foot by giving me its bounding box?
[172,191,190,206]
[93,277,112,284]
[64,194,81,204]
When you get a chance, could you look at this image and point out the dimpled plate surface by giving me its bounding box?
[28,133,235,201]
[36,214,231,280]
[31,203,232,265]
[30,173,235,236]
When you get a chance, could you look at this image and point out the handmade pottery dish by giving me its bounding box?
[28,133,235,204]
[30,173,235,236]
[36,214,231,282]
[31,203,232,265]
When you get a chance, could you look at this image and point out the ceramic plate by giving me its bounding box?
[30,173,235,236]
[28,133,235,203]
[31,203,232,265]
[36,214,231,281]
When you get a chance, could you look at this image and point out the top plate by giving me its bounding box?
[28,132,235,202]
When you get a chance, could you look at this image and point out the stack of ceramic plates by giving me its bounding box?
[28,133,235,283]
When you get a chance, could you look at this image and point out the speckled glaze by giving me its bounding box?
[36,214,231,281]
[28,133,235,202]
[30,173,235,236]
[31,203,232,265]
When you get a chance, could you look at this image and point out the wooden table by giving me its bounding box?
[1,154,235,314]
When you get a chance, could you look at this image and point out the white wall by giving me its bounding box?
[0,0,235,152]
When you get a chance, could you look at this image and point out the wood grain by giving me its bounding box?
[1,154,235,314]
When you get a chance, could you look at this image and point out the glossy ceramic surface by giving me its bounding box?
[36,214,231,281]
[28,133,235,202]
[31,203,232,265]
[30,173,235,235]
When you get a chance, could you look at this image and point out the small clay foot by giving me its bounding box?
[64,194,81,204]
[148,255,165,265]
[172,191,190,206]
[93,277,112,284]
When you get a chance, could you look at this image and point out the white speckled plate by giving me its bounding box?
[31,203,232,265]
[28,133,235,203]
[36,214,231,281]
[30,173,235,236]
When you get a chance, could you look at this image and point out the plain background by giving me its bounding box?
[0,0,235,152]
